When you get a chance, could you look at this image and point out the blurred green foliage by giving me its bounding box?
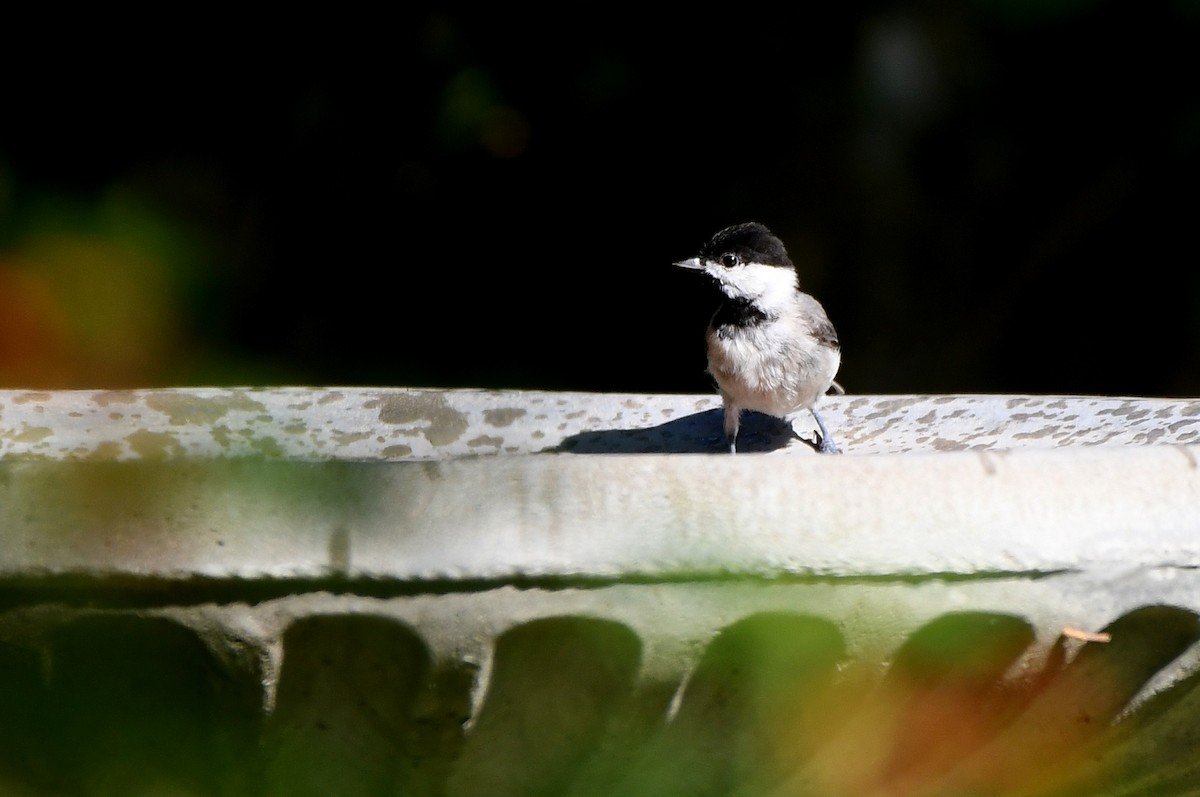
[1,606,1198,795]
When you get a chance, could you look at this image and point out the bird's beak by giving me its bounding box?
[674,257,703,270]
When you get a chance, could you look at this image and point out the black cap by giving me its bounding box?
[699,222,794,269]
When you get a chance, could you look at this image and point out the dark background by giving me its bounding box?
[1,2,1198,396]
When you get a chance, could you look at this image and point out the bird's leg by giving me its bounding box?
[722,397,741,454]
[812,407,840,454]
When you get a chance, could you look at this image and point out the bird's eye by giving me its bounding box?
[721,254,739,268]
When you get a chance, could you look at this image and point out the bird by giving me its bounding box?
[675,222,842,454]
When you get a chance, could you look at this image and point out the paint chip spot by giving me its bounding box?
[92,390,138,407]
[382,444,414,458]
[126,430,185,459]
[80,441,124,461]
[145,392,267,425]
[483,407,527,427]
[211,425,232,449]
[8,425,52,443]
[369,393,469,446]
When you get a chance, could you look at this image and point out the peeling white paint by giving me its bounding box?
[0,388,1198,461]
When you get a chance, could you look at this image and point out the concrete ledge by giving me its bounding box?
[3,388,1199,460]
[2,388,1198,795]
[1,446,1198,582]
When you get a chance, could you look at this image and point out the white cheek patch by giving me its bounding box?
[709,262,798,314]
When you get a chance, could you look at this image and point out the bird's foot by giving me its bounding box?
[811,409,841,455]
[817,435,841,455]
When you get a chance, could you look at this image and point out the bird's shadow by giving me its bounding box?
[555,409,814,454]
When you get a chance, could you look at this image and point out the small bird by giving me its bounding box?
[675,222,842,454]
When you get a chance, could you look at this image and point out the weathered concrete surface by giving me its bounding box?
[3,387,1199,460]
[0,446,1197,581]
[1,386,1198,582]
[2,387,1199,795]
